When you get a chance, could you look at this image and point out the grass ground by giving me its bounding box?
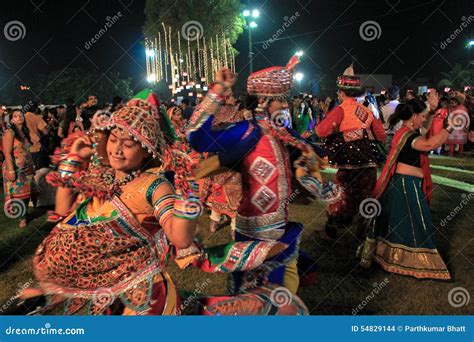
[0,154,472,315]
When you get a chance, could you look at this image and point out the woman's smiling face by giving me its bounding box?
[106,128,150,173]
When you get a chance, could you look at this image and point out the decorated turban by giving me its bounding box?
[336,64,363,95]
[247,55,300,99]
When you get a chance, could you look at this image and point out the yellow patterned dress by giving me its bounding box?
[2,128,38,214]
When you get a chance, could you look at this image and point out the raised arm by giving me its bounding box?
[413,128,450,152]
[187,68,255,153]
[315,106,344,138]
[150,180,197,249]
[53,135,93,215]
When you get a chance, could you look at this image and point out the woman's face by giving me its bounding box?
[106,128,150,173]
[413,112,427,129]
[11,111,24,125]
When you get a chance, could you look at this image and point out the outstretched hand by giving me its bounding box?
[426,89,439,112]
[70,135,94,160]
[214,68,236,97]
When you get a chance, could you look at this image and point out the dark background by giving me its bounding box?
[0,0,472,102]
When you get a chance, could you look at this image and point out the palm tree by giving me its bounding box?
[438,64,473,90]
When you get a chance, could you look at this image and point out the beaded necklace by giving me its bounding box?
[102,169,142,196]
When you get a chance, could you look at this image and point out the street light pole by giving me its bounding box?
[248,24,253,74]
[243,8,259,74]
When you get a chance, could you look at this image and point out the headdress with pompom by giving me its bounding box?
[336,63,362,93]
[247,54,300,99]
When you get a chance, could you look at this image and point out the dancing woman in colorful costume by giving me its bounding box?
[2,109,38,228]
[187,60,341,294]
[20,96,308,315]
[360,96,452,280]
[316,65,386,239]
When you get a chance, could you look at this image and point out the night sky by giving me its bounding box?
[0,0,472,101]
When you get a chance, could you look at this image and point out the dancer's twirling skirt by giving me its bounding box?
[364,174,451,280]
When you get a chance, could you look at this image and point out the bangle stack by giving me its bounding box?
[206,90,225,105]
[58,153,84,178]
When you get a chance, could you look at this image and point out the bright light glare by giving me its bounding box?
[294,72,304,81]
[147,74,156,83]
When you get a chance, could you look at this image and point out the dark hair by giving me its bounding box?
[181,99,190,106]
[65,98,75,107]
[22,101,38,114]
[112,96,123,104]
[387,85,400,100]
[327,98,336,112]
[339,87,365,98]
[245,95,259,111]
[388,98,427,130]
[9,109,32,144]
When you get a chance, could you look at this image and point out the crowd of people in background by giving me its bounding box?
[1,83,473,230]
[286,86,473,156]
[0,54,472,315]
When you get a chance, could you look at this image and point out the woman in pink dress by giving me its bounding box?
[446,92,470,156]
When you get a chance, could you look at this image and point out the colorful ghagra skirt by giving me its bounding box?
[365,174,451,280]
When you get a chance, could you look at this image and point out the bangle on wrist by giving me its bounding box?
[58,154,85,177]
[67,153,84,161]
